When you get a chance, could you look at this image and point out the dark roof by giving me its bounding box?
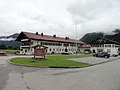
[16,32,85,44]
[90,37,120,45]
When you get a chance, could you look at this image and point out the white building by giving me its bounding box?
[16,32,86,54]
[79,44,91,53]
[90,37,120,55]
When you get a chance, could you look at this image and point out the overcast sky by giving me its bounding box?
[0,0,120,38]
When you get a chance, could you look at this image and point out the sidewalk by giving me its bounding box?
[69,56,120,65]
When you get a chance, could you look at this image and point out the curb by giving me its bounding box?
[90,57,120,66]
[8,57,120,69]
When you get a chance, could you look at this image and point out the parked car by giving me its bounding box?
[61,52,72,55]
[93,52,110,58]
[110,52,118,57]
[0,51,7,56]
[84,51,91,54]
[51,52,55,54]
[84,50,91,54]
[112,54,118,57]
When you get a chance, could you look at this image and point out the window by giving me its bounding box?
[101,45,104,47]
[41,42,43,45]
[109,45,111,47]
[31,42,33,45]
[107,49,111,53]
[25,49,27,52]
[64,43,69,47]
[105,44,111,47]
[58,43,62,46]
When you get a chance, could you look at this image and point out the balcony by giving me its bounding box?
[21,42,30,48]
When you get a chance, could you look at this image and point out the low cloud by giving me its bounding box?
[67,0,120,36]
[0,37,16,41]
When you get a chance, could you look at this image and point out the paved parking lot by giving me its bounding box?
[69,56,120,64]
[1,55,120,90]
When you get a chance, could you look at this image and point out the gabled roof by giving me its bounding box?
[16,32,85,44]
[90,37,120,45]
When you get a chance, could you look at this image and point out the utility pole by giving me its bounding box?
[75,21,78,55]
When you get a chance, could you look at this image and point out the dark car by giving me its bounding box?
[93,52,110,58]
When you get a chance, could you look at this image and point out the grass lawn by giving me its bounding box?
[10,54,91,67]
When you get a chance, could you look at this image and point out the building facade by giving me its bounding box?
[79,44,91,53]
[16,32,86,54]
[90,37,120,55]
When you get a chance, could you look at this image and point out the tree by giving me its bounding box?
[113,29,120,34]
[0,44,7,49]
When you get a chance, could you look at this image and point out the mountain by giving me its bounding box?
[105,32,120,43]
[0,33,19,40]
[7,33,19,38]
[80,32,104,44]
[0,33,20,47]
[80,32,120,44]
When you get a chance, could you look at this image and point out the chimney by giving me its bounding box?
[41,33,43,36]
[65,37,69,40]
[36,32,38,35]
[53,34,56,38]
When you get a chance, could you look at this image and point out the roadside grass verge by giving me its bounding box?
[10,54,91,67]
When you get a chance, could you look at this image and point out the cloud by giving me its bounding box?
[0,37,15,41]
[0,0,73,37]
[0,0,120,39]
[67,0,120,36]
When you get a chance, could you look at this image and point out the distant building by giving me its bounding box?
[79,44,91,53]
[16,32,88,54]
[90,37,120,55]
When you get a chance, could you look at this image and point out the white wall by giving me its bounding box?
[91,44,119,55]
[20,39,78,54]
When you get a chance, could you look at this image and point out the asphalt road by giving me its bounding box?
[1,56,120,90]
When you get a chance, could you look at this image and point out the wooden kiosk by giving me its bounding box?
[32,45,48,60]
